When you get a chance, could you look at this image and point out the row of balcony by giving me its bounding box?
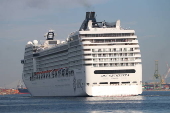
[93,64,136,67]
[84,59,141,63]
[82,40,138,44]
[93,54,133,57]
[84,54,141,58]
[91,50,140,53]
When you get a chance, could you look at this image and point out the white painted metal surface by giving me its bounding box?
[21,12,142,96]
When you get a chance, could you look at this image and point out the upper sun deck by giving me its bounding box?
[69,12,135,38]
[79,12,121,30]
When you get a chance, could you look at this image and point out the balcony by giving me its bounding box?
[83,61,93,64]
[83,56,93,59]
[81,41,91,44]
[83,51,92,54]
[134,59,142,62]
[132,49,140,52]
[92,64,136,67]
[135,54,141,57]
[81,39,139,44]
[132,40,139,43]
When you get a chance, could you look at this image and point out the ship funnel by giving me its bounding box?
[79,12,96,31]
[86,12,90,18]
[86,12,95,19]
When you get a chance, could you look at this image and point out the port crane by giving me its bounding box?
[161,63,170,84]
[154,61,170,86]
[154,60,161,89]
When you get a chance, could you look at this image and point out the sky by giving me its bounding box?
[0,0,170,88]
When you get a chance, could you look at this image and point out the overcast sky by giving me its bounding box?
[0,0,170,88]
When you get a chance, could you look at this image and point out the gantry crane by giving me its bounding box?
[154,60,161,89]
[161,63,170,84]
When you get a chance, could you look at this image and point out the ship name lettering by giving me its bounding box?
[101,75,107,77]
[101,74,129,77]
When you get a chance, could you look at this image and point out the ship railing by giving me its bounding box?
[93,60,135,62]
[82,41,136,44]
[92,50,135,52]
[80,35,137,38]
[92,55,136,57]
[93,65,135,67]
[35,42,68,53]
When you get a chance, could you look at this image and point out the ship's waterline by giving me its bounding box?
[21,12,142,96]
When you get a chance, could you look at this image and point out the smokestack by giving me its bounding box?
[90,12,95,18]
[86,12,90,18]
[79,12,97,31]
[85,12,95,19]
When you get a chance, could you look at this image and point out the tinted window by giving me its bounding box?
[94,69,135,74]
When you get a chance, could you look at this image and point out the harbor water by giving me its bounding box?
[0,91,170,113]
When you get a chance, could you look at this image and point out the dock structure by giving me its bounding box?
[0,88,19,95]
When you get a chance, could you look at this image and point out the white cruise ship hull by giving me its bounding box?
[23,66,142,96]
[21,12,142,97]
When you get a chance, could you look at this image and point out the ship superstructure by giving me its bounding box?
[21,12,142,96]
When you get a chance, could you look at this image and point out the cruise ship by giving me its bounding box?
[21,12,142,96]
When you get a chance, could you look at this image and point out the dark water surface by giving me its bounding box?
[0,91,170,113]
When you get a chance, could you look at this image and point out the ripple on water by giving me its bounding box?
[0,91,170,113]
